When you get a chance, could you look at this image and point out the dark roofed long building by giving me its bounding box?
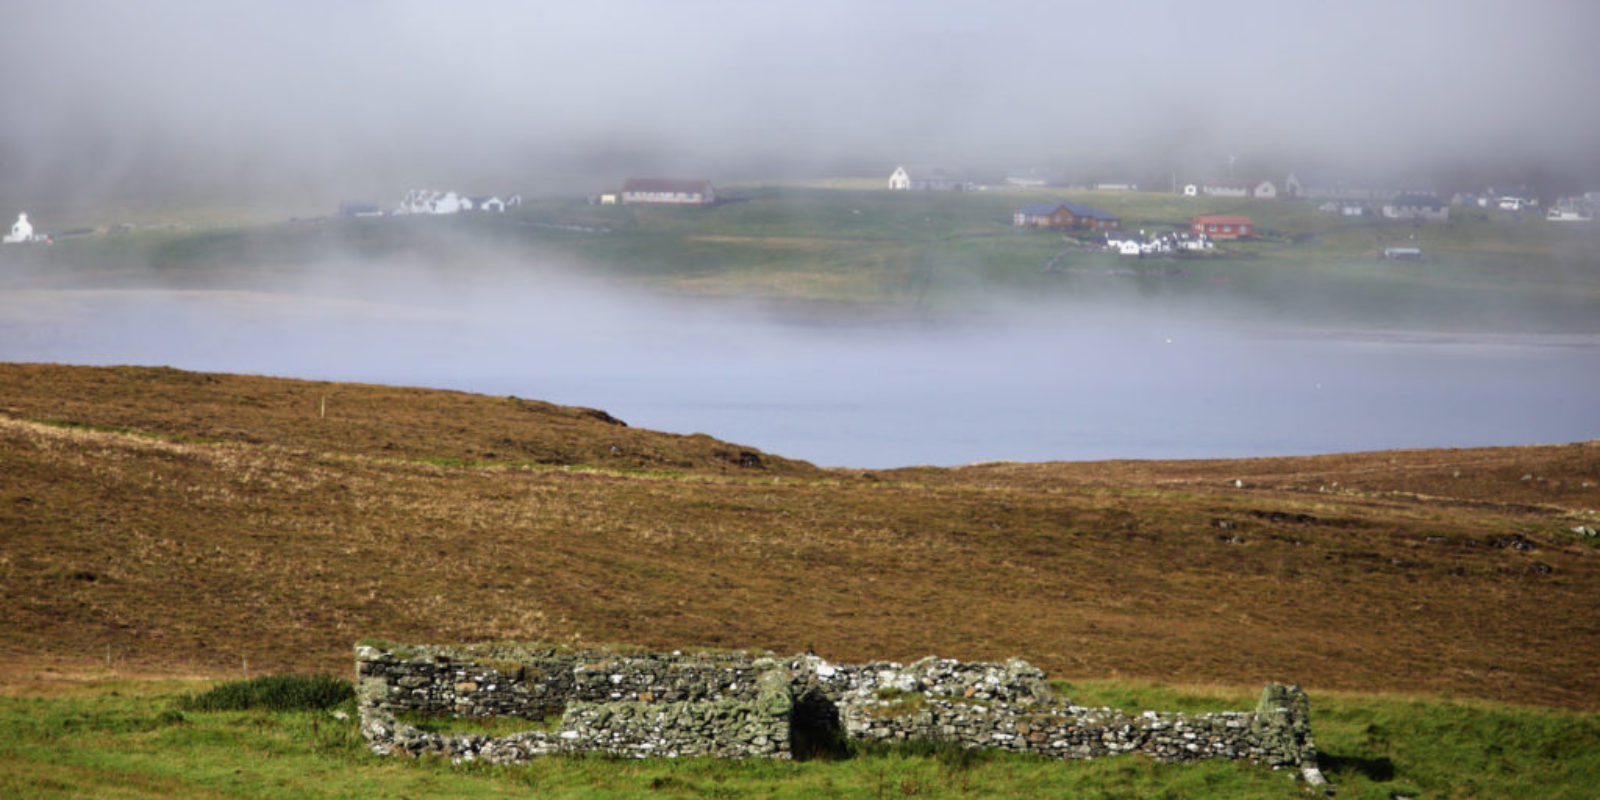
[1012,200,1120,230]
[621,179,717,206]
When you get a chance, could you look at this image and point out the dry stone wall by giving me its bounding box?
[839,682,1315,767]
[355,643,1317,772]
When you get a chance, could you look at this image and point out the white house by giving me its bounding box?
[1104,230,1145,256]
[888,165,973,191]
[1253,180,1277,199]
[3,213,34,243]
[471,196,507,212]
[1105,229,1194,256]
[1182,184,1198,197]
[399,189,468,215]
[1546,206,1593,222]
[433,191,466,214]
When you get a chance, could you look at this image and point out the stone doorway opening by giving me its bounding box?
[789,687,847,761]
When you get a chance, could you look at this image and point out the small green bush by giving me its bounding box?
[177,674,353,712]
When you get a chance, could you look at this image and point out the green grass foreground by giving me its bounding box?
[3,679,1596,799]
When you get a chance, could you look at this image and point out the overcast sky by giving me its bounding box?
[4,0,1598,202]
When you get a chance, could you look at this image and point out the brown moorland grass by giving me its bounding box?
[1,363,1597,712]
[0,363,816,477]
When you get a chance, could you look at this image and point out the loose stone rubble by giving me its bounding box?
[356,643,1317,772]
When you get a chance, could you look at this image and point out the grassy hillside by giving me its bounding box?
[0,364,815,477]
[3,364,1597,713]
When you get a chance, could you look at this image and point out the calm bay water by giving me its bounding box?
[3,282,1596,468]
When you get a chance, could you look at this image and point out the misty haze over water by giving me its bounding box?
[3,273,1595,469]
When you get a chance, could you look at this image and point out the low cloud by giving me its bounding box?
[3,1,1597,205]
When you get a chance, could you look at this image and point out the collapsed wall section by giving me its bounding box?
[356,643,791,762]
[807,656,1314,768]
[355,643,1317,771]
[839,685,1314,767]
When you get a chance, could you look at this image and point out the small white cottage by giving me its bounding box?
[3,213,34,243]
[398,190,467,215]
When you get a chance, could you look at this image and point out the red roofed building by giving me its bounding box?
[1190,215,1254,239]
[621,178,717,206]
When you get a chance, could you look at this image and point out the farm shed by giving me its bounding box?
[621,179,717,206]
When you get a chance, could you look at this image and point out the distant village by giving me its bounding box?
[886,164,1598,258]
[335,179,716,219]
[5,164,1595,253]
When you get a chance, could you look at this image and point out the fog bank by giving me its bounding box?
[4,1,1598,205]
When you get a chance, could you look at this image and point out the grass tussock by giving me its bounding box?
[176,674,353,712]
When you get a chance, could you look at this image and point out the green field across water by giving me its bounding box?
[7,186,1598,333]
